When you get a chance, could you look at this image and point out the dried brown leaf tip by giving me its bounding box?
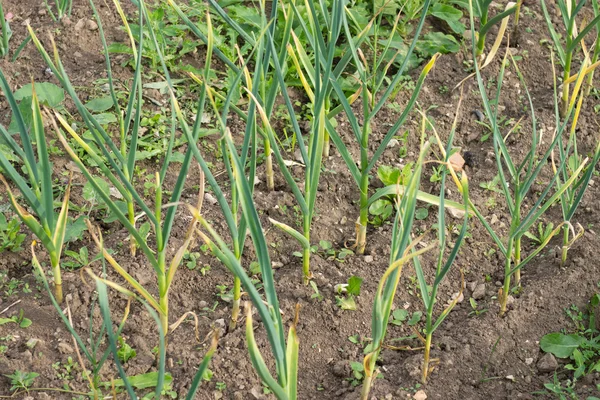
[449,152,465,172]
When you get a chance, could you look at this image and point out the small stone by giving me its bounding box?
[339,216,347,225]
[214,391,223,400]
[86,19,98,31]
[450,292,464,303]
[26,338,40,349]
[74,52,82,58]
[387,139,399,148]
[19,350,33,364]
[364,255,374,263]
[199,301,208,308]
[57,342,74,354]
[506,295,515,305]
[472,284,486,300]
[448,207,465,219]
[38,8,46,15]
[413,390,427,400]
[250,386,263,399]
[537,353,558,373]
[490,214,499,225]
[332,360,349,377]
[61,17,72,25]
[449,152,465,172]
[214,319,226,330]
[467,282,477,292]
[204,193,218,205]
[525,358,534,365]
[74,19,86,31]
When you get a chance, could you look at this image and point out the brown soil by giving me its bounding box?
[1,0,600,400]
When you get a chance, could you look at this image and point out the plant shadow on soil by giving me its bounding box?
[1,0,600,399]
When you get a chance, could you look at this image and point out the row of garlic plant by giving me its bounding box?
[467,0,595,316]
[2,0,600,398]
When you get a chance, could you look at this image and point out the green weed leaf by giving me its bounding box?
[540,333,584,358]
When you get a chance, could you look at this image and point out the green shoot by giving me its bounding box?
[0,78,71,303]
[550,57,600,265]
[31,0,214,334]
[473,0,517,58]
[414,104,471,383]
[361,117,436,399]
[326,0,452,254]
[43,0,72,21]
[0,3,11,58]
[541,0,600,116]
[468,0,589,315]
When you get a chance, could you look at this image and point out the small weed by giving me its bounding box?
[335,276,362,310]
[524,222,555,245]
[0,213,26,252]
[0,309,32,328]
[468,298,488,317]
[310,281,323,302]
[117,337,137,363]
[4,370,39,393]
[539,292,600,393]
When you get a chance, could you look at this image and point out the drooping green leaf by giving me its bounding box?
[338,296,357,310]
[109,371,173,390]
[417,32,460,57]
